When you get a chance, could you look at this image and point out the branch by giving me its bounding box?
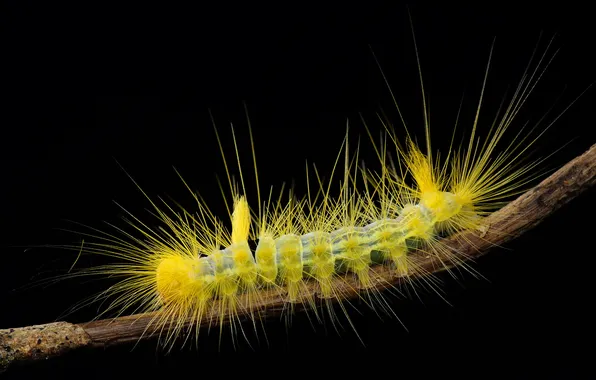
[2,143,595,372]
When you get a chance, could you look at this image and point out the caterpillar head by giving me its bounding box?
[155,255,210,304]
[405,143,469,224]
[419,190,463,223]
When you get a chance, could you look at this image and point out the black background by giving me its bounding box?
[1,2,595,378]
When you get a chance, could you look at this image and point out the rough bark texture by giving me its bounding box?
[1,143,594,372]
[0,322,91,373]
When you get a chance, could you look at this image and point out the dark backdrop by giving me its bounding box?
[2,3,595,378]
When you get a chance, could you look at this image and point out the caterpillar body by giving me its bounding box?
[49,29,591,352]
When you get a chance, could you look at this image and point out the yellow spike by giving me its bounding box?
[231,196,251,244]
[406,141,439,195]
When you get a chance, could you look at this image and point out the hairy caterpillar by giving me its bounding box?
[2,10,592,372]
[34,19,591,355]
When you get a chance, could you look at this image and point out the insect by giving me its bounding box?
[34,16,592,354]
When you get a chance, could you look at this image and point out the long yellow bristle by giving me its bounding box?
[231,196,251,244]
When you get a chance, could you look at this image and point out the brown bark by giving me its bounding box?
[0,322,90,373]
[1,143,594,372]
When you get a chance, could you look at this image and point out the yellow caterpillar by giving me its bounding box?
[51,27,591,352]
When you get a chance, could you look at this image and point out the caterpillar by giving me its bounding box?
[38,20,592,354]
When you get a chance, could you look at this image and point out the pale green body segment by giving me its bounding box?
[189,202,436,300]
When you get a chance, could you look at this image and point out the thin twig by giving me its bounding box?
[1,143,595,372]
